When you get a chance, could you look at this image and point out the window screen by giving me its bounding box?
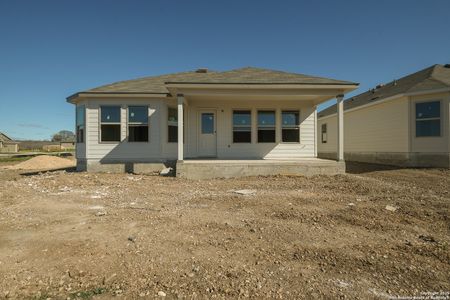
[416,101,440,137]
[233,110,251,143]
[258,111,276,143]
[282,111,299,143]
[128,106,148,142]
[100,106,121,142]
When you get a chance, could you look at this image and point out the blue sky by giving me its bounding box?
[0,0,449,140]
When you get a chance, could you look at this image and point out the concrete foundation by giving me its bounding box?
[176,158,346,180]
[318,152,450,168]
[78,160,175,174]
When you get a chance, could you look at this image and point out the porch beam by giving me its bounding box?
[177,94,184,161]
[337,94,344,161]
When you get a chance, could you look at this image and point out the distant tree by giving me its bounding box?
[51,130,75,142]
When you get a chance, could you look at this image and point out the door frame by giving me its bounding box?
[197,109,217,157]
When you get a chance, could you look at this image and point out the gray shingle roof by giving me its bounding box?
[70,67,357,98]
[318,64,450,118]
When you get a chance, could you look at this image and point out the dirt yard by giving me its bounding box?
[0,164,449,299]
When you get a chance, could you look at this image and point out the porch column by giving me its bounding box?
[337,94,344,161]
[177,94,184,161]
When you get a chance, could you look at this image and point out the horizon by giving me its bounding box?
[0,0,449,140]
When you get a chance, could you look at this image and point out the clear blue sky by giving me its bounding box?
[0,0,449,140]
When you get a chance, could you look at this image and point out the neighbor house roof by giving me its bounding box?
[0,132,13,142]
[67,67,358,101]
[318,64,450,118]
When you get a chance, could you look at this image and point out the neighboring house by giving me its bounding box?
[317,64,450,168]
[67,67,358,177]
[0,132,19,153]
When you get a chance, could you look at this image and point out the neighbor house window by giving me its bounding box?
[168,107,178,143]
[281,110,300,142]
[100,106,121,142]
[233,110,251,143]
[258,110,276,143]
[128,106,149,142]
[321,123,327,143]
[76,105,85,143]
[416,101,441,137]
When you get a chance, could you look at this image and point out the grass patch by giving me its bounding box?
[0,156,30,163]
[69,288,107,299]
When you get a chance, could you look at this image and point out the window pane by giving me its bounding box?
[76,126,84,143]
[416,101,440,119]
[258,111,275,126]
[258,129,275,143]
[233,127,251,143]
[416,120,440,137]
[201,113,214,134]
[101,124,121,142]
[129,125,148,142]
[168,125,178,143]
[101,106,121,123]
[282,111,299,126]
[168,108,178,123]
[233,110,251,126]
[76,106,85,126]
[129,106,148,124]
[321,124,327,133]
[282,129,299,142]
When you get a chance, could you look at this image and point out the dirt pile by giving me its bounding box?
[6,155,75,170]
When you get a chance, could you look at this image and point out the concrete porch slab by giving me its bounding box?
[176,158,345,179]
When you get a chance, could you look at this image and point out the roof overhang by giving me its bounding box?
[66,92,169,104]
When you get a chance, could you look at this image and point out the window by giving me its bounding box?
[201,113,214,134]
[281,110,300,143]
[321,123,327,143]
[416,101,441,137]
[168,107,178,142]
[233,110,251,143]
[258,110,276,143]
[76,105,85,143]
[100,106,121,142]
[128,106,148,142]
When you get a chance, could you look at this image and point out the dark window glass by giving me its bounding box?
[201,113,214,134]
[129,106,148,123]
[416,120,441,137]
[101,106,121,123]
[76,106,85,143]
[128,106,148,142]
[282,111,299,142]
[415,101,441,137]
[101,124,121,142]
[416,101,440,119]
[233,110,251,143]
[258,111,276,143]
[321,123,327,143]
[129,126,149,142]
[168,108,178,143]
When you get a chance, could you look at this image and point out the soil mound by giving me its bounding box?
[7,155,75,170]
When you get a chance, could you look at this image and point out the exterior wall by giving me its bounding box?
[0,143,19,153]
[317,93,450,168]
[185,99,316,159]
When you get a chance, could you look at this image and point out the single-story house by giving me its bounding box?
[0,132,19,153]
[67,67,358,178]
[317,64,450,168]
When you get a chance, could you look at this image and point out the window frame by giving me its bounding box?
[321,123,327,144]
[127,105,149,143]
[76,105,85,143]
[415,100,441,138]
[99,105,122,143]
[281,110,300,143]
[257,110,276,143]
[232,110,252,144]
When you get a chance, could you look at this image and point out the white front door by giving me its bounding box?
[198,111,217,157]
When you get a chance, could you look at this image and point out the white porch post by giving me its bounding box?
[177,94,184,161]
[337,94,344,161]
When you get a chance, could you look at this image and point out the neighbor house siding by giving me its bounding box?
[317,96,409,156]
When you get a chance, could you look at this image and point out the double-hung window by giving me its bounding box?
[76,105,85,143]
[321,123,327,143]
[281,110,300,143]
[168,107,178,143]
[233,110,251,143]
[100,106,121,142]
[128,106,149,142]
[416,101,441,137]
[257,110,276,143]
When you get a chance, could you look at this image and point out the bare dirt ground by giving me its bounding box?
[0,163,449,299]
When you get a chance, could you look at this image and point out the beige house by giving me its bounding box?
[318,64,450,168]
[67,67,358,178]
[0,132,19,153]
